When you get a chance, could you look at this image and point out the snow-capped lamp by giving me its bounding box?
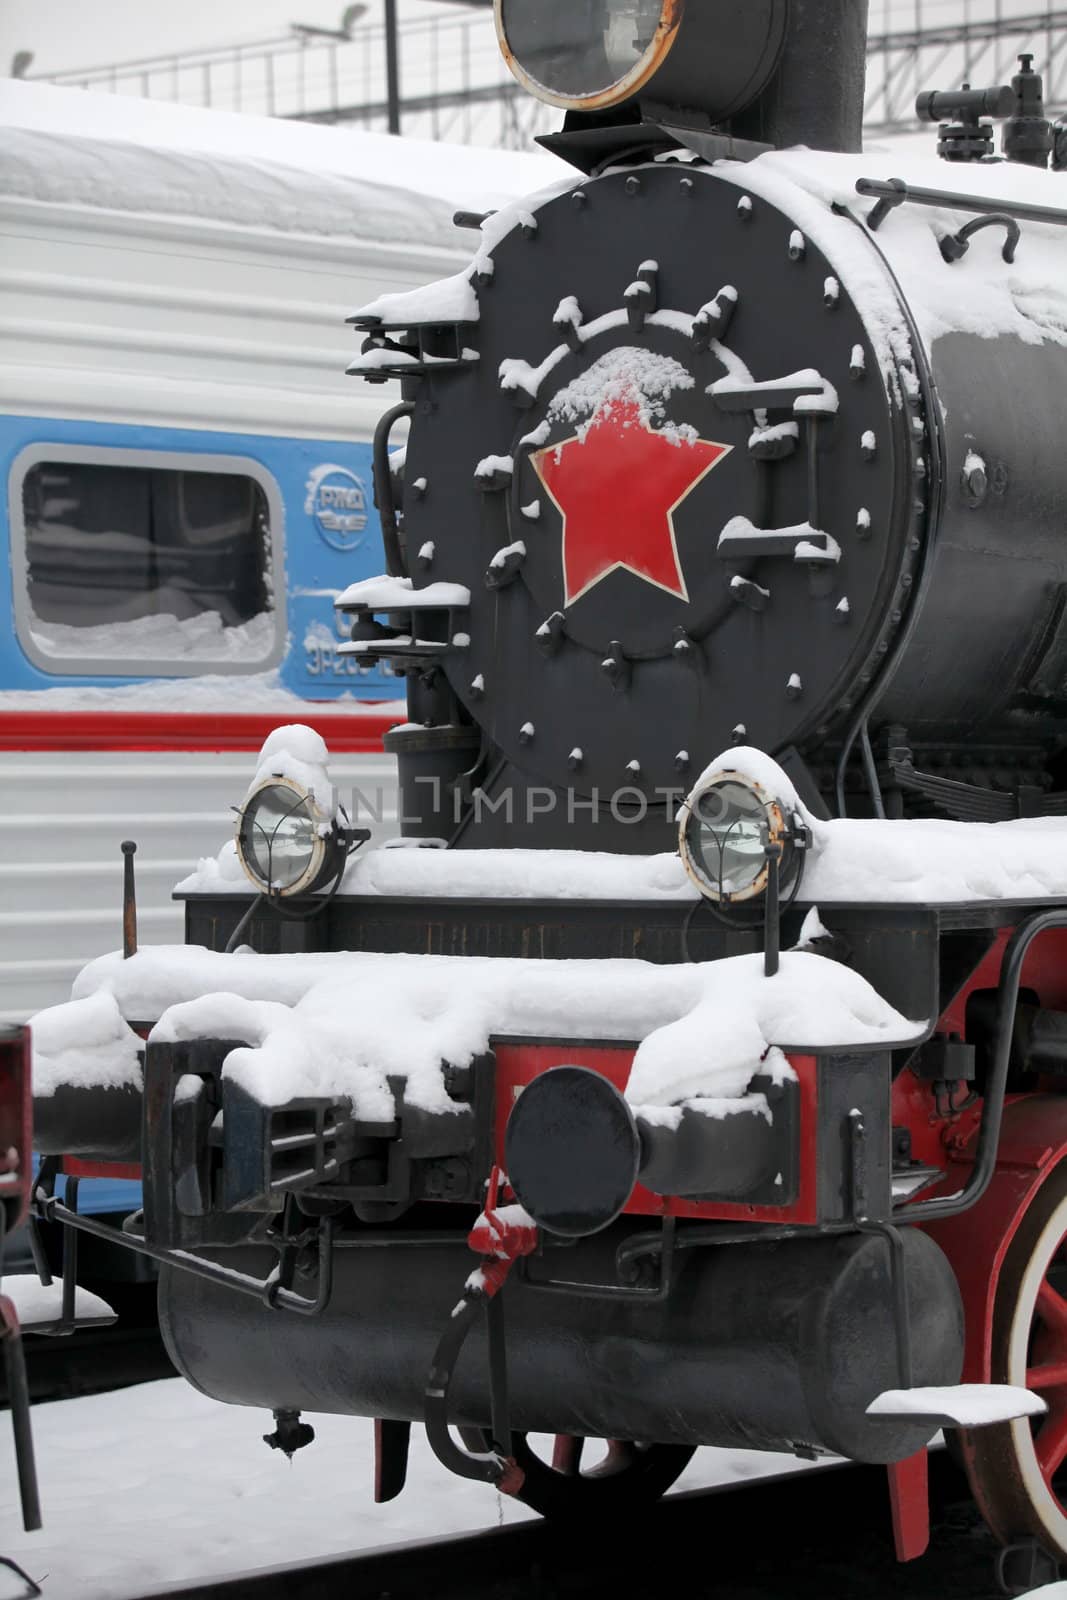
[236,776,348,898]
[678,754,809,977]
[235,726,368,900]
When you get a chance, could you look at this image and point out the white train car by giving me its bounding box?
[0,82,562,1024]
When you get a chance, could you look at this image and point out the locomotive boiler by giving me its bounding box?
[24,0,1067,1580]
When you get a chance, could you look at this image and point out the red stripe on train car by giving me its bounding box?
[0,709,402,754]
[62,1158,143,1182]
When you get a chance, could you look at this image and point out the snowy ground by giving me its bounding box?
[0,1377,816,1598]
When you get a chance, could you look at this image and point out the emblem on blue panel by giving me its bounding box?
[304,463,369,551]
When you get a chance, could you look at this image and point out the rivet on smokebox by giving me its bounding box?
[536,613,566,658]
[601,643,631,691]
[625,175,642,195]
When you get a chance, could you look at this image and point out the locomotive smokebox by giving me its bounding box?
[496,0,871,153]
[160,1224,963,1465]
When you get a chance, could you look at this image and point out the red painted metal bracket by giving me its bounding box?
[887,1449,930,1561]
[926,1095,1067,1382]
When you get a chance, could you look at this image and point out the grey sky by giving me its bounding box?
[0,0,471,77]
[2,1,1058,80]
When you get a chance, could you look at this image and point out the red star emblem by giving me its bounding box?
[531,397,732,607]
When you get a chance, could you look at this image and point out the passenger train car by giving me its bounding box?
[0,82,562,1024]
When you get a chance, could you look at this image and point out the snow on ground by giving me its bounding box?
[0,1377,819,1599]
[2,1276,114,1330]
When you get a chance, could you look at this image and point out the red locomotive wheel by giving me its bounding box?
[493,1433,695,1519]
[961,1164,1067,1558]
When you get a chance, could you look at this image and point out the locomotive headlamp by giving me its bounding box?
[679,768,803,905]
[236,776,346,898]
[494,0,788,121]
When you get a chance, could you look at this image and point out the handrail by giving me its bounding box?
[898,909,1067,1224]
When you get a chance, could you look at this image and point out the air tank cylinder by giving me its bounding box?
[161,1221,963,1465]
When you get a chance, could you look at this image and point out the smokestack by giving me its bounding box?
[734,0,871,153]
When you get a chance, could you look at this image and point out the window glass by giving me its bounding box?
[21,460,275,665]
[500,0,664,99]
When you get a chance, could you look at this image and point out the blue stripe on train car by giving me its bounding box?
[29,1158,142,1218]
[56,1176,144,1216]
[0,414,394,698]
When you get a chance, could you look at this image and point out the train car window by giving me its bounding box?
[11,450,285,676]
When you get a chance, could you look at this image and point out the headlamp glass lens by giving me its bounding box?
[241,784,319,891]
[500,0,665,101]
[693,780,769,897]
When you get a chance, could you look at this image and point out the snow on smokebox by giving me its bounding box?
[351,174,582,331]
[46,943,922,1119]
[545,348,699,445]
[248,724,338,829]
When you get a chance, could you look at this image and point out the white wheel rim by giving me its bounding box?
[1005,1186,1067,1549]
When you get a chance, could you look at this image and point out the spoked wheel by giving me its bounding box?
[472,1431,695,1519]
[960,1162,1067,1559]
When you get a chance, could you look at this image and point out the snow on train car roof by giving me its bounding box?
[0,80,567,243]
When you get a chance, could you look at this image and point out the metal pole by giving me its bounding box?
[385,0,400,134]
[121,841,138,960]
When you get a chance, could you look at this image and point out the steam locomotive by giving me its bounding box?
[25,0,1067,1578]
